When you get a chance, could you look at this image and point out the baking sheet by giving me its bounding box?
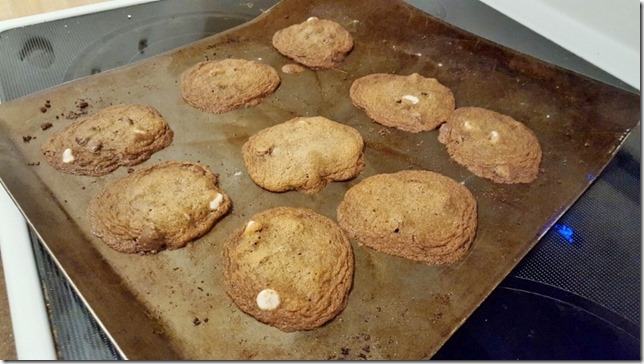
[0,0,639,359]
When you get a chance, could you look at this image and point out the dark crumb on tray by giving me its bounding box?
[22,135,33,142]
[40,122,53,130]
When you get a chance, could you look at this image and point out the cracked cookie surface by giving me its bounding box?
[337,170,477,265]
[87,161,231,254]
[41,104,173,176]
[242,116,365,194]
[438,107,542,183]
[222,207,354,332]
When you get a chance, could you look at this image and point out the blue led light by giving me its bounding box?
[586,172,596,181]
[554,223,574,244]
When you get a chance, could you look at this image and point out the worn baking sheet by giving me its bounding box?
[0,0,639,360]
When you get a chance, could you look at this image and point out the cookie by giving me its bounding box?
[180,59,280,114]
[242,116,365,194]
[350,73,455,133]
[87,161,231,254]
[222,207,354,332]
[438,107,542,183]
[41,104,173,177]
[272,17,353,69]
[337,170,477,265]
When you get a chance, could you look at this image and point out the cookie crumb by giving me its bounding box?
[281,63,305,74]
[193,317,201,326]
[39,106,48,113]
[22,135,33,143]
[40,122,53,130]
[127,168,135,173]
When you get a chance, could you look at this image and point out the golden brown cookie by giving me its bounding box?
[438,107,542,183]
[350,73,455,133]
[180,59,280,114]
[222,207,354,332]
[337,170,477,265]
[87,161,231,254]
[41,104,173,177]
[272,17,354,69]
[242,116,365,194]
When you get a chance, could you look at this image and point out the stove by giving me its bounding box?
[0,0,639,359]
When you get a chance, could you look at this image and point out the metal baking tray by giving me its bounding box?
[0,0,639,359]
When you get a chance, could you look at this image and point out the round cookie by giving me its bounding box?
[180,59,280,114]
[272,17,354,69]
[242,116,365,194]
[337,170,477,265]
[87,161,231,254]
[41,104,173,177]
[222,207,354,332]
[438,107,542,183]
[350,73,455,133]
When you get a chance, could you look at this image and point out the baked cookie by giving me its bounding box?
[350,73,455,133]
[87,161,231,254]
[242,116,365,194]
[272,17,353,69]
[337,170,477,265]
[222,207,354,332]
[41,104,173,177]
[438,107,542,183]
[180,59,280,114]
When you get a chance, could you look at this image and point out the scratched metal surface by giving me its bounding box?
[0,0,639,359]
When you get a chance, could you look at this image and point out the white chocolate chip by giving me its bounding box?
[463,120,474,130]
[306,16,318,22]
[62,148,75,163]
[489,130,500,143]
[401,95,419,104]
[133,128,147,134]
[234,171,242,176]
[209,193,224,210]
[256,289,280,310]
[244,220,262,235]
[494,165,510,178]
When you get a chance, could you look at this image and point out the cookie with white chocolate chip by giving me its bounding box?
[180,59,280,114]
[242,116,365,194]
[337,170,477,265]
[87,161,231,254]
[349,73,455,133]
[41,104,173,176]
[222,207,354,332]
[272,17,354,69]
[438,107,542,183]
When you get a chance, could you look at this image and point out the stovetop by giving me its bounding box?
[0,0,639,360]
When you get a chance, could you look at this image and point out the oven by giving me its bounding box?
[0,0,639,359]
